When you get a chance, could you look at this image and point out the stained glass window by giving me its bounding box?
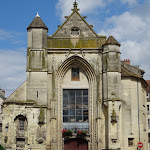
[72,68,79,81]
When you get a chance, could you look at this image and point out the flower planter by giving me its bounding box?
[77,130,87,138]
[62,129,72,138]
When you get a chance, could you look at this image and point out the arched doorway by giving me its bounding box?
[64,138,88,150]
[56,55,97,149]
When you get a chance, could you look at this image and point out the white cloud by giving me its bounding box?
[0,48,26,97]
[121,0,137,6]
[98,2,150,80]
[100,12,148,41]
[0,29,14,40]
[56,0,141,22]
[56,0,105,21]
[0,29,26,45]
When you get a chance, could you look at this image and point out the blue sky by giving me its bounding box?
[0,0,150,97]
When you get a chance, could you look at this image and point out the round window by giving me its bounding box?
[71,27,80,37]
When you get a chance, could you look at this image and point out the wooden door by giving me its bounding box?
[64,138,88,150]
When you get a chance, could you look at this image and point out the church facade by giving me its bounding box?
[1,2,148,150]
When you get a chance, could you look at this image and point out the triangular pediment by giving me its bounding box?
[52,10,98,37]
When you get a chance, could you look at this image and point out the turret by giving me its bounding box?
[26,13,48,105]
[26,13,48,70]
[27,13,48,49]
[102,36,122,149]
[102,36,121,100]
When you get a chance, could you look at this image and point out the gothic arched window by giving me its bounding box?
[14,115,27,133]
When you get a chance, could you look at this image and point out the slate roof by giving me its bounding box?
[146,80,150,92]
[121,61,145,78]
[0,95,6,101]
[103,36,121,47]
[27,15,48,30]
[121,62,148,89]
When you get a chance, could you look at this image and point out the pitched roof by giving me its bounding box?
[27,15,48,31]
[121,61,145,78]
[0,95,5,101]
[121,66,142,78]
[103,36,121,47]
[146,80,150,92]
[121,63,148,88]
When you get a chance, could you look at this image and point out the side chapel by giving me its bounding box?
[1,1,148,150]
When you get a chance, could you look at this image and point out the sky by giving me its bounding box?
[0,0,150,97]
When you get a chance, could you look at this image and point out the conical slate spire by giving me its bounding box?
[27,13,48,31]
[103,36,121,47]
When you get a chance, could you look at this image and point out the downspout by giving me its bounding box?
[102,48,104,105]
[137,78,140,143]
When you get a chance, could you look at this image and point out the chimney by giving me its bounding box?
[122,59,130,65]
[2,90,5,97]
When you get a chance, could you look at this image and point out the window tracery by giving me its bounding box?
[70,27,80,37]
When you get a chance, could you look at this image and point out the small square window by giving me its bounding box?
[148,105,149,113]
[147,92,149,97]
[71,68,79,81]
[128,138,134,146]
[148,119,150,128]
[148,133,150,143]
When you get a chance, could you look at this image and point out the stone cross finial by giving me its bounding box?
[73,0,78,9]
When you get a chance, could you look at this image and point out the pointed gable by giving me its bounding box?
[53,4,97,37]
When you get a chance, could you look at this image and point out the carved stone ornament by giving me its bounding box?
[38,137,44,144]
[112,139,117,143]
[111,109,117,123]
[38,107,45,126]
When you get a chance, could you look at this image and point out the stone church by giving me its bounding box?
[1,1,148,150]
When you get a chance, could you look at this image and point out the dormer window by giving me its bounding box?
[71,27,80,37]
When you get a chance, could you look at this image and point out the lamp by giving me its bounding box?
[5,125,8,132]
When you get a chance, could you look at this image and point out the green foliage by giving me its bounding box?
[0,144,5,150]
[77,130,88,137]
